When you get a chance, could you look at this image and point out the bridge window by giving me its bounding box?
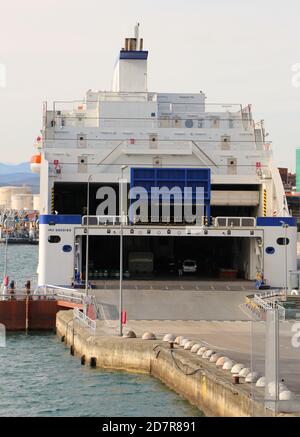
[277,237,290,246]
[197,119,204,128]
[212,117,220,128]
[48,235,61,243]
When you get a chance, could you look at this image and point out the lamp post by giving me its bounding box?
[119,165,128,337]
[85,175,92,300]
[280,221,289,298]
[3,218,9,280]
[2,217,13,299]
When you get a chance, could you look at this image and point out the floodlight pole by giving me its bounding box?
[119,165,128,337]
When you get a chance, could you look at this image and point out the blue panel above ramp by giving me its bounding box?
[130,167,211,217]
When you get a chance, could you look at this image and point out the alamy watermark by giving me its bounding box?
[291,322,300,348]
[94,183,205,225]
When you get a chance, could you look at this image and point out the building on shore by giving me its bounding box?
[279,167,296,192]
[33,194,40,212]
[0,186,32,210]
[279,164,300,224]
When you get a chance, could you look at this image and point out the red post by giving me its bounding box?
[121,310,127,325]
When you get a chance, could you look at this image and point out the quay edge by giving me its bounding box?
[56,310,294,417]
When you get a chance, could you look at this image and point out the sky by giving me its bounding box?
[0,0,299,170]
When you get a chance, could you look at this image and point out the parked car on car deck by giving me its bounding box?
[182,259,197,274]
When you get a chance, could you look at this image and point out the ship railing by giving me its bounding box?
[45,116,248,130]
[252,292,286,320]
[0,292,56,301]
[89,295,102,320]
[73,307,96,332]
[49,99,243,115]
[260,289,284,299]
[44,136,264,156]
[214,217,256,228]
[253,294,272,311]
[34,284,85,303]
[254,289,285,301]
[82,215,128,226]
[276,302,286,320]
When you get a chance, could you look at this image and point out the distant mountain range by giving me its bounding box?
[0,162,39,193]
[0,162,32,174]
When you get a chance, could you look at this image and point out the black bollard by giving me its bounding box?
[90,357,97,367]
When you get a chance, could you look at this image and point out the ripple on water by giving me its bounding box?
[0,245,203,417]
[0,333,203,417]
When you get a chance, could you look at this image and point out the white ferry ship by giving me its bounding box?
[31,24,296,289]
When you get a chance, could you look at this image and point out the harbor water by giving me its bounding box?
[0,245,202,417]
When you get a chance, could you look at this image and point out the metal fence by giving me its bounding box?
[73,307,96,332]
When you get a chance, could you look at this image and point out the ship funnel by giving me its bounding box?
[112,23,148,92]
[122,23,143,52]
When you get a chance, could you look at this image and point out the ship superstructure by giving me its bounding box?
[32,24,297,288]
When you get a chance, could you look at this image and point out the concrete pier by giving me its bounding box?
[56,310,292,417]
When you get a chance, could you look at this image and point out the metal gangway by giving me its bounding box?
[37,284,100,332]
[246,289,286,320]
[34,284,86,303]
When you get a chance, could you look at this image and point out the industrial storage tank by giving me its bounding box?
[0,186,30,209]
[0,187,12,208]
[11,193,33,210]
[33,194,40,211]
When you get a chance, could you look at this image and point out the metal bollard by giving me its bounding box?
[232,374,240,385]
[90,357,97,367]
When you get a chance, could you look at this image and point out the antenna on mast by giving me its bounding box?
[134,23,139,42]
[134,23,143,51]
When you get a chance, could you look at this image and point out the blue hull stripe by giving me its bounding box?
[40,215,81,225]
[257,217,297,227]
